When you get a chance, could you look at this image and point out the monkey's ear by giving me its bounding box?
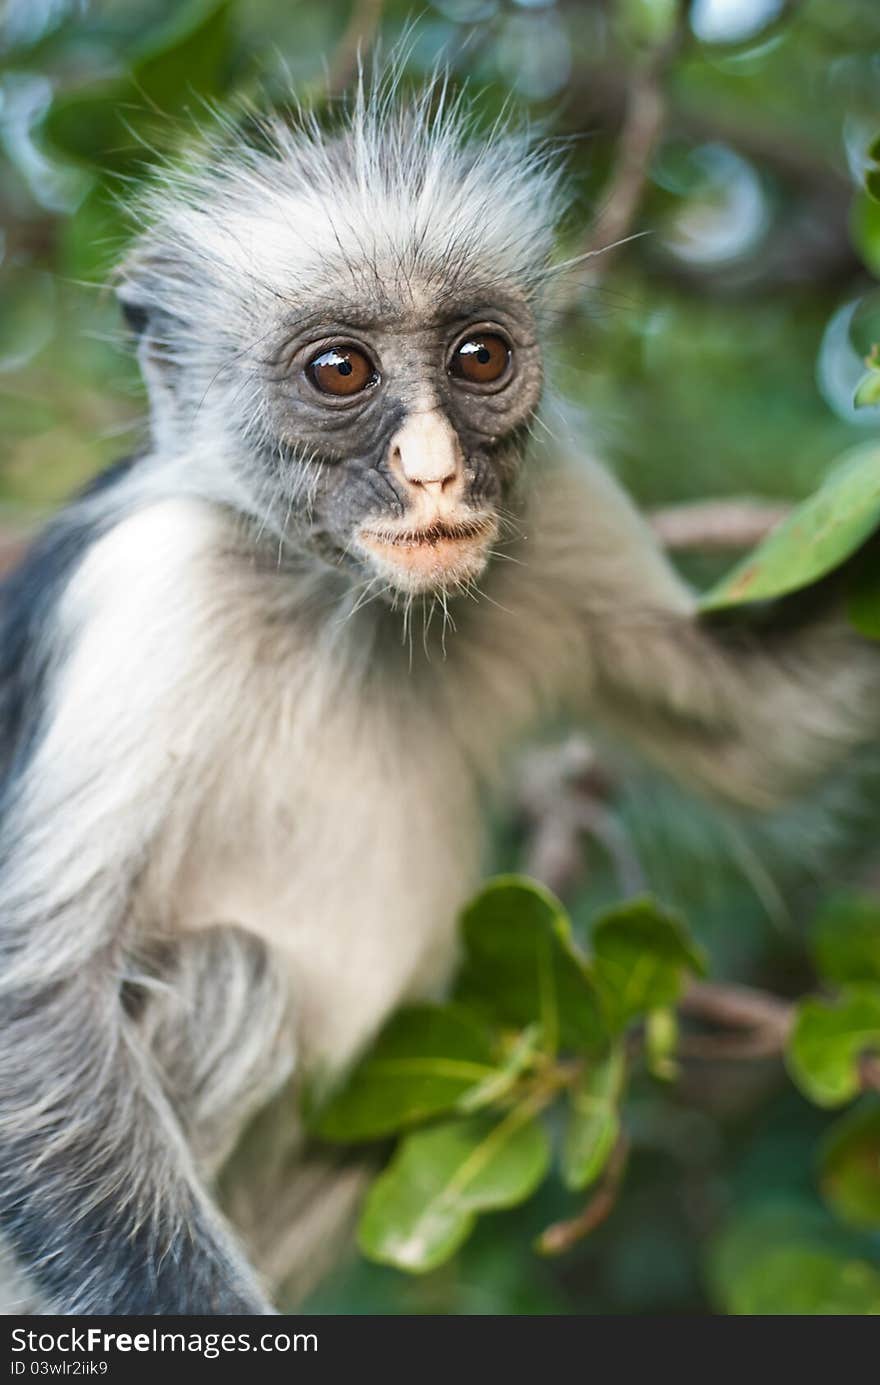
[115,258,185,451]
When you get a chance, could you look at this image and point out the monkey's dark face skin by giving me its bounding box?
[255,279,544,595]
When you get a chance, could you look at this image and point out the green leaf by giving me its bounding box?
[357,1109,551,1273]
[709,1206,880,1314]
[700,443,880,610]
[455,876,606,1055]
[644,1006,680,1081]
[811,894,880,987]
[869,133,880,164]
[867,169,880,205]
[57,183,130,281]
[820,1100,880,1230]
[44,0,235,170]
[456,1024,543,1114]
[719,1244,880,1315]
[590,896,706,1033]
[854,367,880,408]
[309,1004,501,1142]
[847,550,880,641]
[786,986,880,1107]
[561,1045,625,1191]
[851,193,880,278]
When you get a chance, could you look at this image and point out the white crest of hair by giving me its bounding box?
[122,63,565,334]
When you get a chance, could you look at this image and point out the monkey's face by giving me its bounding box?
[119,100,562,597]
[259,286,543,596]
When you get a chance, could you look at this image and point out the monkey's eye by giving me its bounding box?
[307,345,379,397]
[449,332,512,387]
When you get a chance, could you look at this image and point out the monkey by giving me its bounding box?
[0,76,877,1316]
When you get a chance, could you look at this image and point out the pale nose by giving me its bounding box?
[387,410,464,497]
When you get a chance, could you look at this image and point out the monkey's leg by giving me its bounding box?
[0,1234,42,1315]
[134,929,368,1308]
[133,926,297,1176]
[219,1090,372,1309]
[0,967,279,1314]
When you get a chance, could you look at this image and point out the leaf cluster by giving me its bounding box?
[306,878,704,1272]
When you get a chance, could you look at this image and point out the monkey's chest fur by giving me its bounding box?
[55,493,562,1081]
[158,720,482,1072]
[116,511,487,1073]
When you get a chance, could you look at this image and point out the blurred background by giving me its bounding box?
[2,0,880,1315]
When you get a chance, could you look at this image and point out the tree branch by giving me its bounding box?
[679,980,880,1092]
[561,9,687,310]
[573,71,666,282]
[536,1134,630,1256]
[517,737,644,900]
[649,498,790,553]
[325,0,385,100]
[677,979,793,1059]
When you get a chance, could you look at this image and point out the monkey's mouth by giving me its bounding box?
[356,514,498,592]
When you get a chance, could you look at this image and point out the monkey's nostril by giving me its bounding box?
[414,472,457,495]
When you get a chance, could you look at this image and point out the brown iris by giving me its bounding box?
[449,333,511,386]
[307,345,378,397]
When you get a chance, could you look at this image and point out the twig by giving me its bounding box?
[677,979,793,1061]
[650,499,790,553]
[562,67,851,203]
[561,10,687,309]
[860,1053,880,1092]
[573,74,666,286]
[531,974,880,1259]
[517,736,644,899]
[679,980,880,1091]
[678,979,793,1044]
[536,1134,629,1256]
[325,0,385,100]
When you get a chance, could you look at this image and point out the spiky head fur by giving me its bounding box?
[117,75,567,598]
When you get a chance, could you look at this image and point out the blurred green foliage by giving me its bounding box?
[3,0,880,1316]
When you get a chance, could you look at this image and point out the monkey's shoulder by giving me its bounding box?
[0,457,148,789]
[0,456,145,640]
[0,465,238,791]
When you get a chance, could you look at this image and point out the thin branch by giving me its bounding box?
[679,980,880,1093]
[573,74,666,285]
[536,1134,630,1256]
[679,979,793,1044]
[649,499,790,553]
[517,736,644,899]
[676,1030,787,1060]
[325,0,385,100]
[860,1053,880,1092]
[562,66,851,203]
[561,11,688,310]
[530,973,880,1259]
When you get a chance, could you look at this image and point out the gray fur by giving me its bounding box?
[0,76,877,1314]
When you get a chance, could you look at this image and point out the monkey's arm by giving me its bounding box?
[524,455,879,811]
[586,599,875,810]
[0,499,277,1314]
